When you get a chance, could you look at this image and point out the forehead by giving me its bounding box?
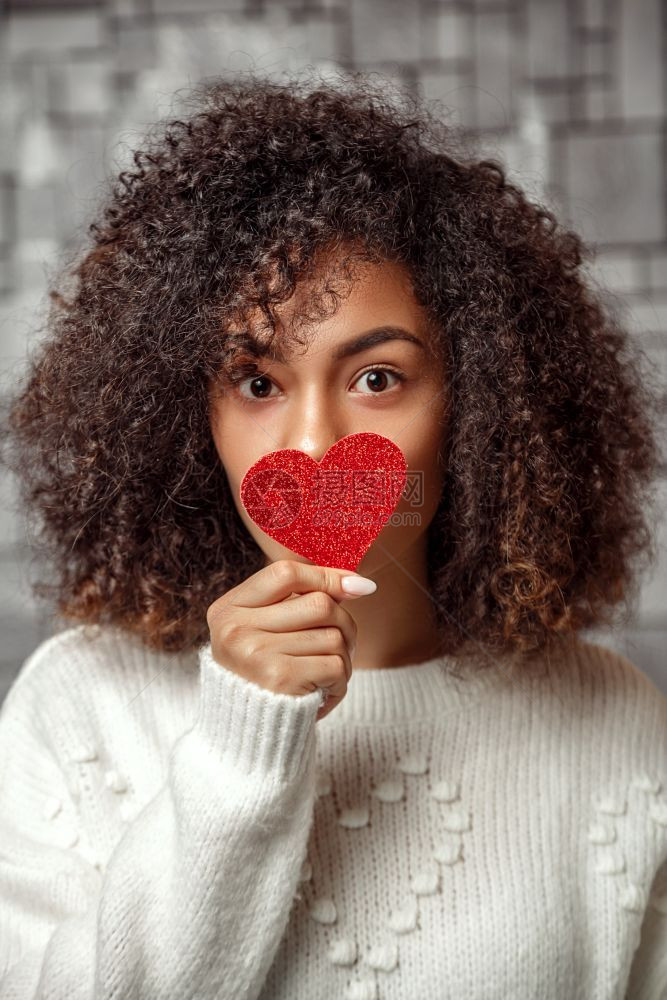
[247,256,427,363]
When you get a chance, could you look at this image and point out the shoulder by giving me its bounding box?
[1,624,197,730]
[1,625,100,720]
[520,634,667,780]
[559,635,666,713]
[513,633,666,707]
[4,624,142,699]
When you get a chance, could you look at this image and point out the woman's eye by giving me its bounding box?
[352,367,405,394]
[236,374,278,400]
[231,366,405,400]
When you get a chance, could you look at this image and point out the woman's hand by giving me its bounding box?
[205,558,376,721]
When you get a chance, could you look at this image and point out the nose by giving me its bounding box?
[282,388,345,462]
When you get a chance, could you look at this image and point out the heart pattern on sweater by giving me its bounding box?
[301,749,474,998]
[588,774,667,918]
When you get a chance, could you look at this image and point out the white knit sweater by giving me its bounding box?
[0,624,665,1000]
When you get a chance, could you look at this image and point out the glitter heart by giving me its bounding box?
[240,432,407,571]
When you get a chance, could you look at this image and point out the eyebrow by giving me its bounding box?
[258,325,426,364]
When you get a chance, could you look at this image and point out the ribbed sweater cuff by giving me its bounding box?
[194,641,323,786]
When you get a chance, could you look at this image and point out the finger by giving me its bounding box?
[268,627,353,681]
[244,592,357,658]
[279,652,348,705]
[233,559,375,611]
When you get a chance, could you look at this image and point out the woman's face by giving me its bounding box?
[208,257,450,576]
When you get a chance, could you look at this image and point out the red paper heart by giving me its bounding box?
[240,432,407,571]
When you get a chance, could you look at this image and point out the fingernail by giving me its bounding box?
[341,575,377,596]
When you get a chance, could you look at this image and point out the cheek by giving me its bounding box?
[421,394,449,458]
[407,417,446,471]
[210,404,250,478]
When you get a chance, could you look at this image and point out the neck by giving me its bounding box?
[342,533,444,670]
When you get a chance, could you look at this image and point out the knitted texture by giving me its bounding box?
[0,625,665,999]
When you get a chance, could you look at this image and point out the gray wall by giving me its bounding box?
[0,0,665,702]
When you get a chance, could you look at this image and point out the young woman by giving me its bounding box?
[0,70,665,999]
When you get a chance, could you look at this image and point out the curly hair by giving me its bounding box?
[1,68,662,666]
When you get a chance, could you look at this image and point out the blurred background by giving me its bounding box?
[0,0,665,702]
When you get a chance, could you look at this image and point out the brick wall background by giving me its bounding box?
[0,0,665,703]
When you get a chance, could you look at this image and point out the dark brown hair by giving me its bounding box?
[1,69,662,665]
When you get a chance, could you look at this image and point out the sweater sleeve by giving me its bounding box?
[0,640,324,1000]
[625,858,667,1000]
